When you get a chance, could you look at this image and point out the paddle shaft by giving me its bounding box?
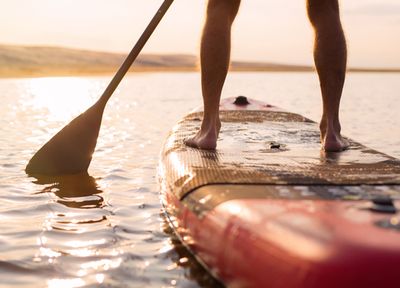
[99,0,174,105]
[25,0,174,175]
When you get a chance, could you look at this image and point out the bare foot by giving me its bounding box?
[184,119,221,150]
[320,119,349,152]
[322,131,350,152]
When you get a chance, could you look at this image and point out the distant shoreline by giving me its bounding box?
[1,44,399,78]
[2,68,400,79]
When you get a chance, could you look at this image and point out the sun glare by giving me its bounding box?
[28,77,102,122]
[47,278,85,288]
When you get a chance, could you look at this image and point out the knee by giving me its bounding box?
[307,0,340,27]
[207,0,241,23]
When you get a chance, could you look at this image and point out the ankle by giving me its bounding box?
[201,115,220,130]
[320,117,341,134]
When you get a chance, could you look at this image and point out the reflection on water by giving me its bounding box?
[0,73,399,287]
[28,173,220,287]
[27,77,101,122]
[32,174,115,287]
[34,173,104,209]
[160,215,224,288]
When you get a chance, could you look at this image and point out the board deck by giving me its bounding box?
[159,96,400,288]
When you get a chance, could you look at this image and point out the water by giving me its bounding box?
[0,72,399,287]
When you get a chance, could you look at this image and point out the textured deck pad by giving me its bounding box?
[159,110,400,200]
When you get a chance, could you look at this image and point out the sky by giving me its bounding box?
[1,0,400,68]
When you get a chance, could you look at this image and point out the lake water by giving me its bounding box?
[0,72,399,287]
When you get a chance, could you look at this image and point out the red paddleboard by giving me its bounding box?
[159,96,400,288]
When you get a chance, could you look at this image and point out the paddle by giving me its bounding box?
[26,0,174,176]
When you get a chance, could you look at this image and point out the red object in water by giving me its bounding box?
[159,96,400,288]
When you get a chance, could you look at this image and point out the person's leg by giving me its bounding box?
[185,0,241,150]
[307,0,349,152]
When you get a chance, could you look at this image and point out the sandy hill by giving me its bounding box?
[0,45,201,77]
[0,44,398,77]
[0,44,316,77]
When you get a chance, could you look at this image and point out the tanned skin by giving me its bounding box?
[185,0,349,152]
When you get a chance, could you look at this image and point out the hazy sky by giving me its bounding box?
[1,0,400,67]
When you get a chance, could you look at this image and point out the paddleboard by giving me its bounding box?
[158,96,400,288]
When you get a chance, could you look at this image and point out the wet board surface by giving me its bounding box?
[160,97,400,200]
[159,96,400,288]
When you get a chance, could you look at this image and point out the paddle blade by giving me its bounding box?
[26,101,105,176]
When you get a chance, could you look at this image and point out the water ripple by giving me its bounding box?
[1,74,399,287]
